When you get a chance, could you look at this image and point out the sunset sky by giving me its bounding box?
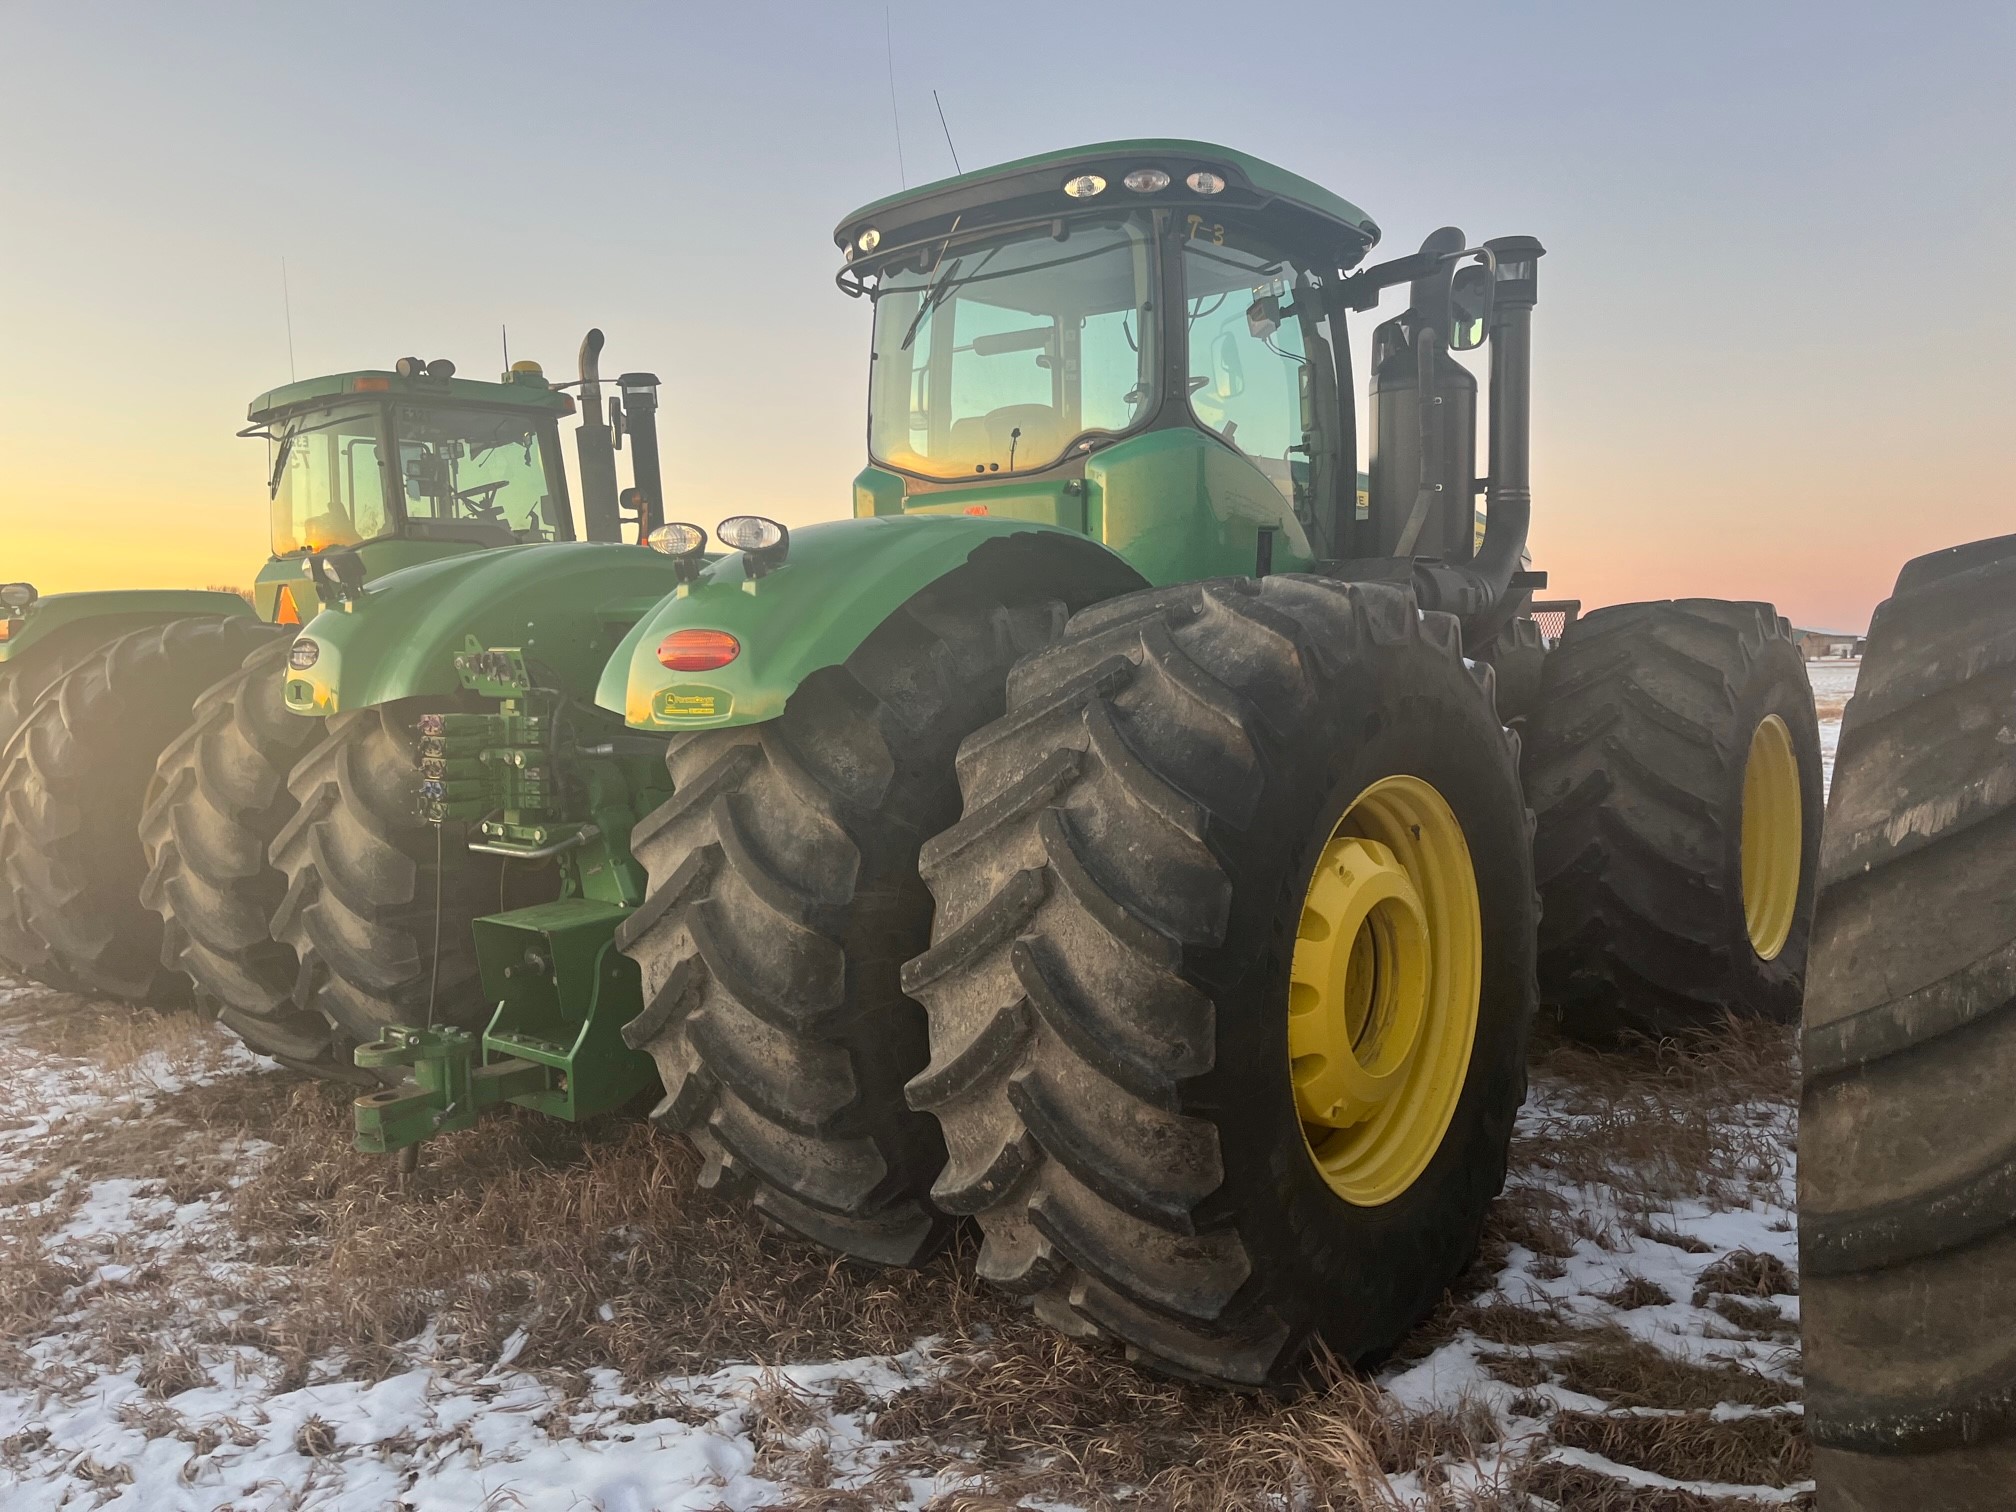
[2,2,2009,631]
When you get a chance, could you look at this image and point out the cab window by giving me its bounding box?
[1183,231,1324,511]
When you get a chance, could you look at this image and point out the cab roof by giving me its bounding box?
[836,138,1380,270]
[247,368,571,425]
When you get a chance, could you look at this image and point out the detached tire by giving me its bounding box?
[615,572,1069,1268]
[0,617,277,998]
[139,637,339,1075]
[268,704,505,1057]
[904,577,1536,1385]
[1524,600,1822,1039]
[1801,534,2016,1510]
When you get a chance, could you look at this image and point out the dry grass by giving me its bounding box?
[0,988,1810,1507]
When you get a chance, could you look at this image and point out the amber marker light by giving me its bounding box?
[657,629,740,672]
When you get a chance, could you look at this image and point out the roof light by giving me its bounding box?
[1063,173,1107,199]
[510,360,543,374]
[1186,170,1226,194]
[427,358,457,379]
[1123,168,1170,193]
[855,227,881,253]
[657,629,741,672]
[0,581,37,609]
[647,522,708,558]
[715,515,787,553]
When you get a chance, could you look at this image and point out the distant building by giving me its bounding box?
[1796,628,1864,659]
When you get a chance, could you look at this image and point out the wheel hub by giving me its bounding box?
[1288,775,1483,1206]
[1741,714,1802,961]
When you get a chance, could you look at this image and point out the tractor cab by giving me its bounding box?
[836,139,1541,643]
[245,360,578,623]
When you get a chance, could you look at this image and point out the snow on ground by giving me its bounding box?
[0,694,1841,1510]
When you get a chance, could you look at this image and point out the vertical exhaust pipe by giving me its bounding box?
[1473,236,1545,599]
[617,373,665,541]
[574,330,623,542]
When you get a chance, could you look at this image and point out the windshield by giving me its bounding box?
[267,402,565,556]
[390,403,565,543]
[268,404,391,555]
[868,214,1159,479]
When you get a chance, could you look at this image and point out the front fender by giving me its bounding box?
[283,542,688,715]
[598,515,1144,731]
[0,589,255,666]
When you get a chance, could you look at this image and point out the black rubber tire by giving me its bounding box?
[1474,614,1547,724]
[0,617,280,999]
[1800,533,2016,1510]
[614,573,1068,1268]
[903,576,1538,1386]
[1523,599,1823,1040]
[267,704,506,1057]
[138,637,342,1076]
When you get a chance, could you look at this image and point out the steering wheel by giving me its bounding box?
[454,480,510,521]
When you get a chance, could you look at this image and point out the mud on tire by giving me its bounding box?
[614,570,1070,1268]
[903,576,1537,1385]
[1524,600,1822,1040]
[0,616,278,998]
[1800,534,2016,1509]
[140,636,341,1075]
[268,704,506,1057]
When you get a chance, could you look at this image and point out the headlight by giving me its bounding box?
[646,522,709,557]
[288,639,320,670]
[1123,168,1171,193]
[1185,170,1226,194]
[855,227,881,253]
[1062,173,1107,199]
[715,515,788,553]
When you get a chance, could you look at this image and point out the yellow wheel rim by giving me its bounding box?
[1287,775,1482,1206]
[1741,714,1802,960]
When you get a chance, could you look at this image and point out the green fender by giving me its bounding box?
[281,542,689,716]
[0,588,256,668]
[597,515,1145,732]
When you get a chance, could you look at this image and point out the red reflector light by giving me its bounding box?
[274,584,302,626]
[0,621,12,640]
[657,629,740,672]
[352,376,392,392]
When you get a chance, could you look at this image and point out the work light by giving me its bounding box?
[1062,173,1107,199]
[715,516,788,554]
[647,522,708,558]
[1123,168,1170,193]
[0,582,36,609]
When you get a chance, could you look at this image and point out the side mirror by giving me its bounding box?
[1448,263,1494,352]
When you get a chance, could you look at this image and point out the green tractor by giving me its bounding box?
[279,138,1824,1384]
[0,336,652,1012]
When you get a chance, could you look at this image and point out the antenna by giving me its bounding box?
[933,89,962,174]
[501,324,510,370]
[884,6,906,187]
[281,257,296,382]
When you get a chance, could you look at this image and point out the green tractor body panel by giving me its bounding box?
[0,588,256,668]
[599,514,1146,732]
[608,427,1329,735]
[250,539,487,624]
[282,542,685,717]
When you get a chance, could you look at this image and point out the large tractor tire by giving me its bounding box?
[904,577,1537,1385]
[1800,534,2016,1510]
[615,573,1068,1268]
[1523,600,1822,1040]
[139,637,338,1076]
[0,617,278,998]
[1473,614,1547,723]
[267,704,505,1060]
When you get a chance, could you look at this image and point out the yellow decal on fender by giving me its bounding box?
[654,684,731,721]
